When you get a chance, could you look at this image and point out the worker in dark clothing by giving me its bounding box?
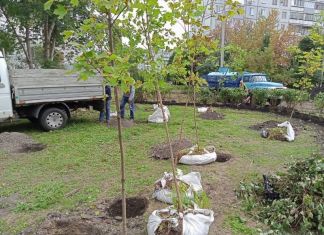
[99,85,112,125]
[120,85,135,121]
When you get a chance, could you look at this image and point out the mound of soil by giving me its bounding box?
[216,151,232,162]
[249,120,304,136]
[199,111,224,120]
[35,214,105,235]
[26,199,147,235]
[108,118,134,128]
[0,132,46,154]
[107,196,149,218]
[151,139,193,160]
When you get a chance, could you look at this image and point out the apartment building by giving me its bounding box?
[203,0,324,34]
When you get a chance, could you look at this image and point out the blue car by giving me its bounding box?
[203,69,286,90]
[241,73,286,90]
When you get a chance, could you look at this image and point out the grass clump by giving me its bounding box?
[237,155,324,234]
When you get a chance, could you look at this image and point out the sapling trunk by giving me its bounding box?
[179,87,191,140]
[113,87,127,234]
[193,86,200,149]
[108,11,127,235]
[156,87,183,214]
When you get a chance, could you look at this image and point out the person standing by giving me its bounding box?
[99,85,112,125]
[120,85,135,121]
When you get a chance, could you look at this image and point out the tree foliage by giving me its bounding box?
[213,11,299,85]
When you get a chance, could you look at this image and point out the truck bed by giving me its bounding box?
[10,69,104,106]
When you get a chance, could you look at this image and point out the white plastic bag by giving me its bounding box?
[277,121,295,142]
[152,169,202,204]
[148,105,171,123]
[147,207,214,235]
[179,146,217,165]
[110,112,117,117]
[197,107,208,113]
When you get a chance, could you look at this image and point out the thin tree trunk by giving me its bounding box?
[108,10,127,235]
[193,86,200,149]
[25,26,33,69]
[156,88,183,212]
[50,40,56,61]
[0,7,32,68]
[179,87,190,140]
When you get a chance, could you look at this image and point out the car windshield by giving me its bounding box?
[251,75,268,82]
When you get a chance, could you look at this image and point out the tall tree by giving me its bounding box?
[0,0,89,68]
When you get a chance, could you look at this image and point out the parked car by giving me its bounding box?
[203,68,286,90]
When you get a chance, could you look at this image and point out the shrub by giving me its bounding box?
[280,89,309,109]
[252,89,270,107]
[314,92,324,114]
[237,156,324,233]
[198,88,218,105]
[219,88,246,104]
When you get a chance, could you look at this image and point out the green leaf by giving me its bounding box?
[54,5,68,19]
[70,0,79,7]
[44,0,54,10]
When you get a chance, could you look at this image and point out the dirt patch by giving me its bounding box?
[151,138,193,160]
[34,214,105,235]
[216,151,232,162]
[0,194,20,218]
[249,120,305,136]
[199,111,225,120]
[107,196,149,218]
[108,118,134,128]
[26,199,147,235]
[0,132,46,154]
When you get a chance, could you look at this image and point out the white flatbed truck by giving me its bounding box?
[0,52,104,131]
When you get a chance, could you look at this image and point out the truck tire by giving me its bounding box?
[39,107,68,131]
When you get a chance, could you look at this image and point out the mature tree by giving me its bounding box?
[0,0,89,68]
[212,10,300,84]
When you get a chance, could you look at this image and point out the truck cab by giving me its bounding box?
[240,73,286,90]
[0,51,13,121]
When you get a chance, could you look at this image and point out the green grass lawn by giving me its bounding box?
[0,104,320,234]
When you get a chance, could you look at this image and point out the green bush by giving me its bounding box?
[314,92,324,114]
[251,89,270,106]
[198,88,218,105]
[219,88,246,104]
[280,89,309,109]
[237,156,324,233]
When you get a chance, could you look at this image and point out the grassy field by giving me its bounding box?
[0,104,320,234]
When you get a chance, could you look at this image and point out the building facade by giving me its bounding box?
[203,0,324,34]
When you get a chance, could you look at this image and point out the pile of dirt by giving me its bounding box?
[0,132,46,154]
[151,138,193,160]
[199,111,224,120]
[249,120,305,136]
[107,196,149,218]
[216,151,232,162]
[108,119,134,128]
[25,199,147,235]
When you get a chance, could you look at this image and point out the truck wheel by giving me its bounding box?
[39,108,68,131]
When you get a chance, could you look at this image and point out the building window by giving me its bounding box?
[290,11,303,20]
[315,3,324,10]
[272,0,278,5]
[281,0,288,7]
[282,11,287,19]
[260,8,266,16]
[292,0,304,7]
[249,7,255,16]
[304,14,314,21]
